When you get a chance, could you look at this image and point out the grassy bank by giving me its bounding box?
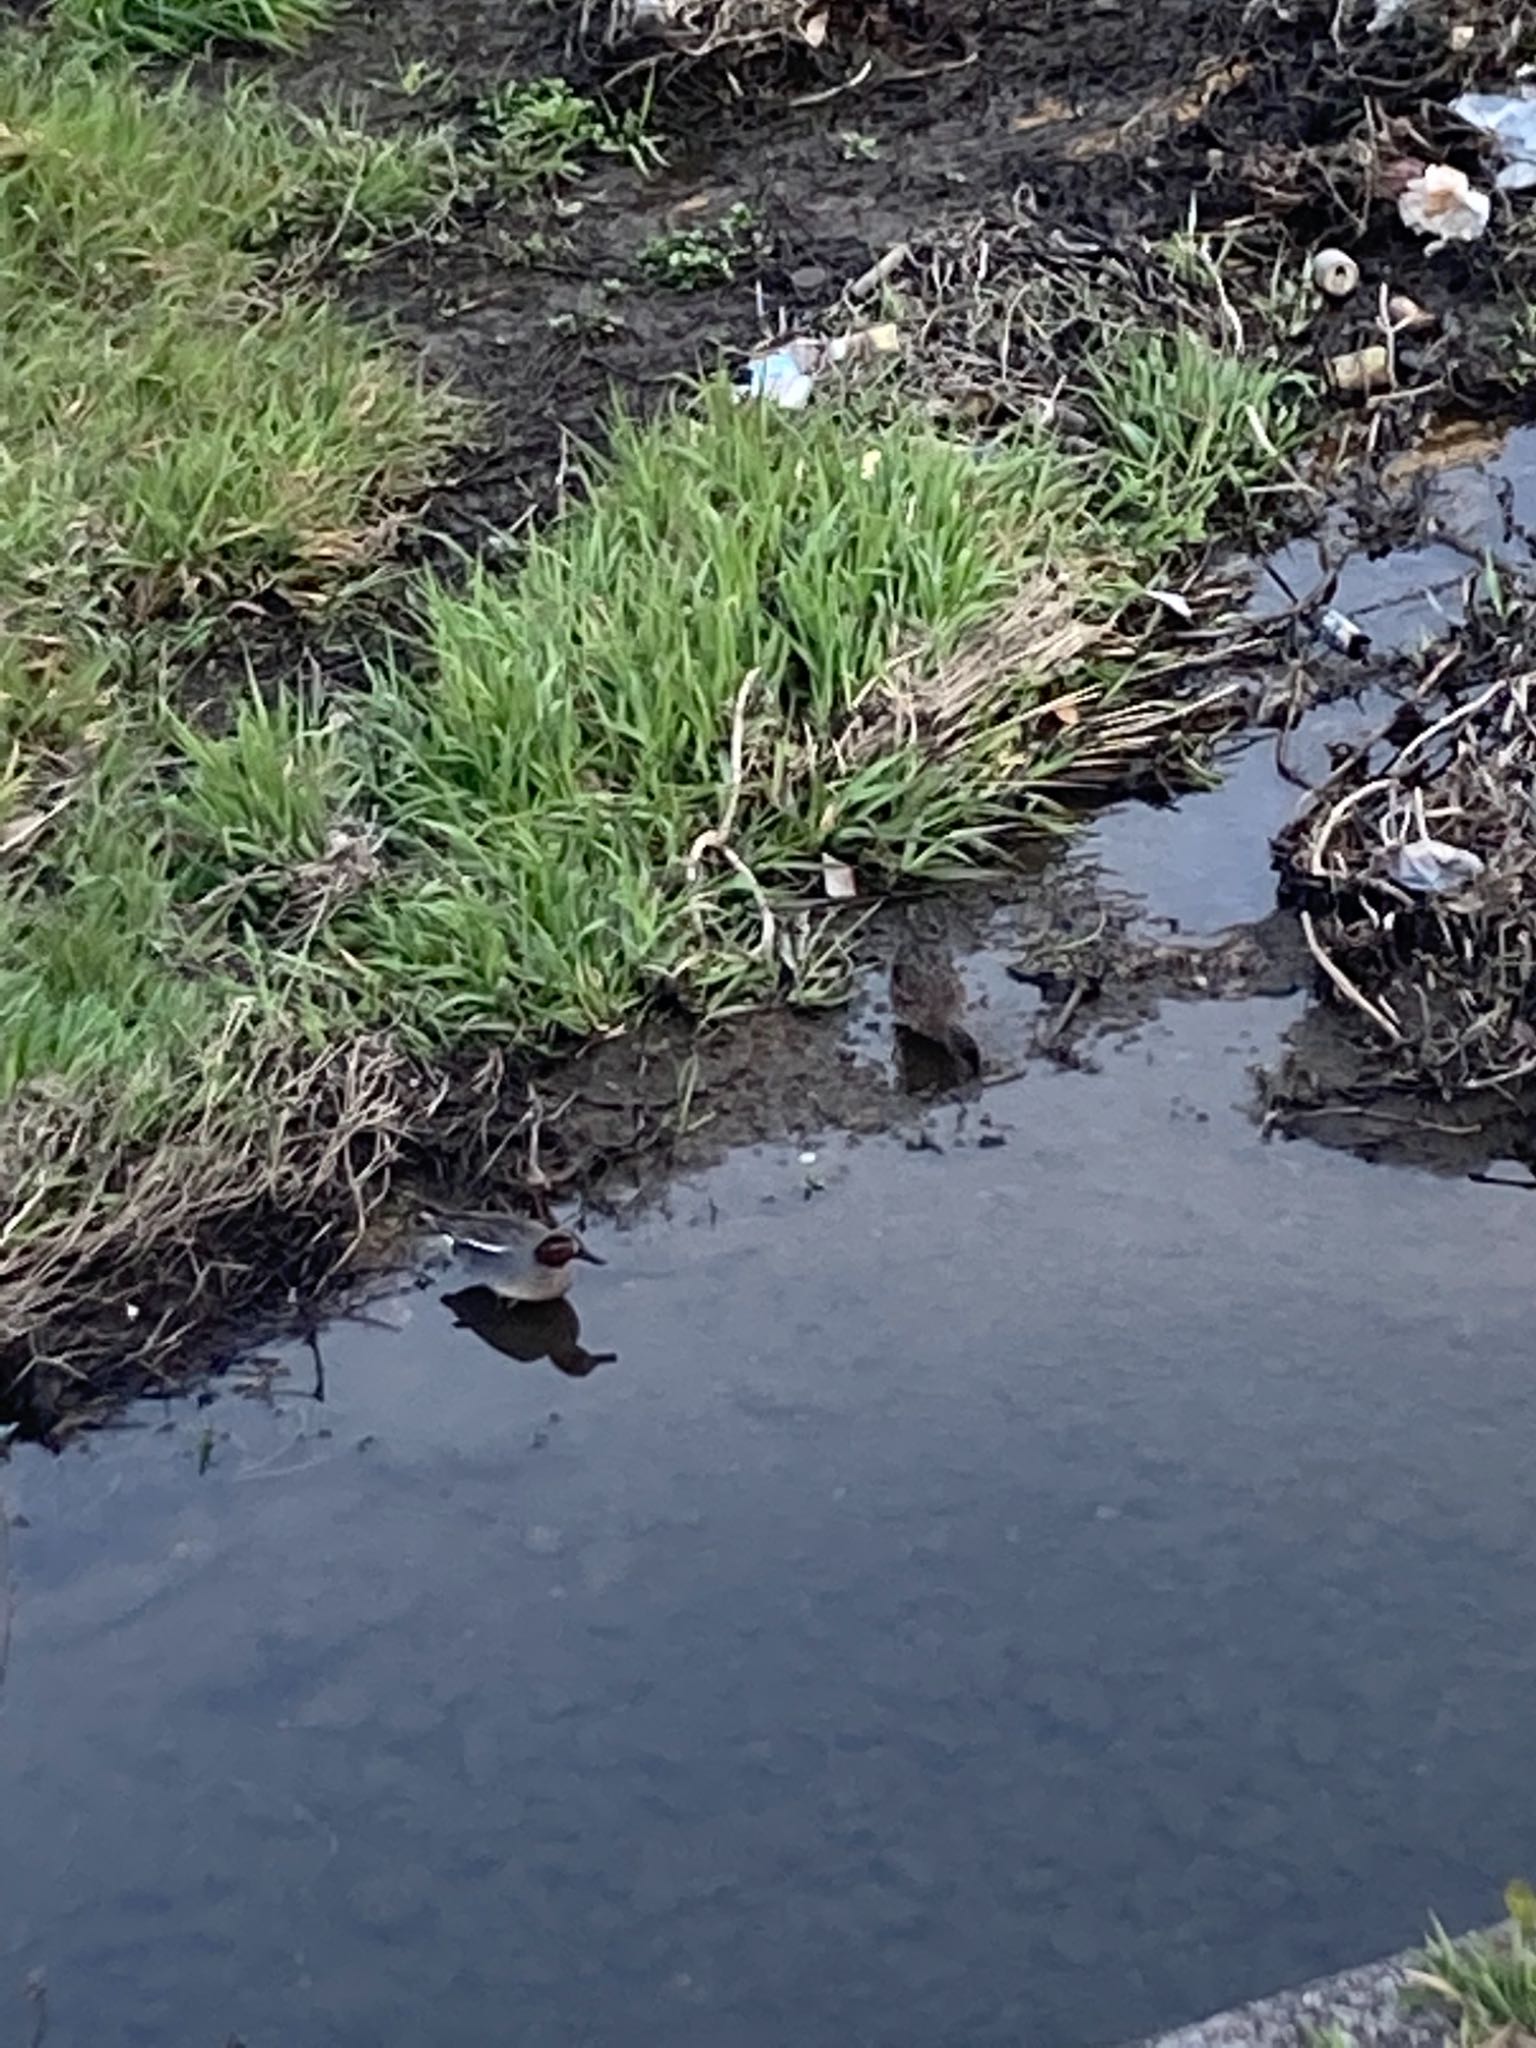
[0,20,1307,1424]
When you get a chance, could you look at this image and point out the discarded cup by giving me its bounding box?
[1387,836,1486,894]
[1311,247,1360,298]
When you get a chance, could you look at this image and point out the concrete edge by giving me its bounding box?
[1131,1948,1455,2048]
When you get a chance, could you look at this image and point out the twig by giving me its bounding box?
[1300,909,1404,1043]
[845,242,910,301]
[789,56,872,106]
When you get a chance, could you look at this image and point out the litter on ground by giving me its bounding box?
[1450,88,1536,190]
[1275,672,1536,1093]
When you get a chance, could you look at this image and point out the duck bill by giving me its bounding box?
[574,1244,605,1266]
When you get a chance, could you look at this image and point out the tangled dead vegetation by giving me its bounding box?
[0,1032,437,1433]
[598,0,831,57]
[1275,669,1536,1099]
[587,0,970,80]
[833,571,1236,814]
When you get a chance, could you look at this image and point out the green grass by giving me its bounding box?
[483,76,665,182]
[2,362,1298,1097]
[54,0,334,56]
[0,31,463,1397]
[341,393,1089,1040]
[1410,1895,1536,2048]
[0,45,461,731]
[1088,327,1303,552]
[0,20,1307,1413]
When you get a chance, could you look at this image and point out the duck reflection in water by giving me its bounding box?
[442,1286,617,1380]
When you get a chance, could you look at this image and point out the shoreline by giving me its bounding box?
[1133,1946,1458,2048]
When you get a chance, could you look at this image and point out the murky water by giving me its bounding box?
[6,461,1536,2048]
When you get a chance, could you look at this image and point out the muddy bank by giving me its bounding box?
[13,0,1536,1432]
[307,0,1536,546]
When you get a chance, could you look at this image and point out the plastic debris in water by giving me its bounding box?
[1450,90,1536,190]
[1315,606,1371,658]
[1397,162,1491,242]
[1387,836,1486,894]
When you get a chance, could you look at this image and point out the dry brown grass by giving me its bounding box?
[1276,669,1536,1097]
[1,1032,437,1428]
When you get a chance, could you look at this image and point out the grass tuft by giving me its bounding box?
[0,44,460,735]
[1410,1901,1536,2048]
[53,0,334,56]
[1088,328,1303,553]
[483,76,664,182]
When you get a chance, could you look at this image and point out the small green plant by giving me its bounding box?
[482,76,663,187]
[483,77,604,181]
[281,102,469,246]
[1303,2026,1357,2048]
[839,128,880,161]
[639,202,764,289]
[53,0,333,55]
[1409,1888,1536,2048]
[394,57,449,98]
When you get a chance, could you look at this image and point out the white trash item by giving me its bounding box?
[1388,836,1487,894]
[1451,91,1536,190]
[741,347,816,410]
[737,323,900,410]
[1397,162,1491,242]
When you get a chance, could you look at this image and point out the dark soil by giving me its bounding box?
[250,0,1536,546]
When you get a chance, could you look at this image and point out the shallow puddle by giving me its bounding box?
[6,451,1536,2048]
